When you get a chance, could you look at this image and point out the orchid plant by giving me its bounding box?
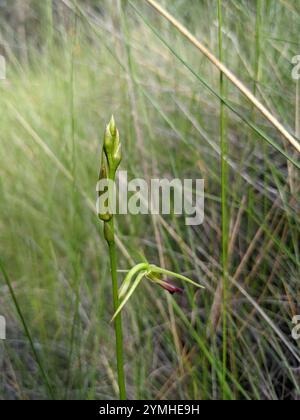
[98,117,204,400]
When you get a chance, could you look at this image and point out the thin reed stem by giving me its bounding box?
[105,218,127,400]
[254,0,263,97]
[218,0,229,400]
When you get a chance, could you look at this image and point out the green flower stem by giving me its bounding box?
[218,0,229,399]
[105,217,127,400]
[99,116,126,400]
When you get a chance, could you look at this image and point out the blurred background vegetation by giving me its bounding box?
[0,0,299,400]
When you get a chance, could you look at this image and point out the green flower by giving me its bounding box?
[112,263,204,321]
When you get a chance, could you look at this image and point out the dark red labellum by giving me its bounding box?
[159,282,183,295]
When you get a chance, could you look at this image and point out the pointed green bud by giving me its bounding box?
[109,115,117,137]
[104,123,114,157]
[103,116,122,177]
[104,115,117,156]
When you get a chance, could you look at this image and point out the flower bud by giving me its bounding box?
[104,123,114,157]
[98,117,122,226]
[97,153,112,222]
[103,115,122,177]
[98,212,112,222]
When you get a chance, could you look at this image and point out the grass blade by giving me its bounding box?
[0,258,54,399]
[130,1,300,169]
[144,0,300,153]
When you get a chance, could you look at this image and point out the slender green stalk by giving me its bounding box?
[98,117,126,400]
[106,219,127,400]
[218,0,229,400]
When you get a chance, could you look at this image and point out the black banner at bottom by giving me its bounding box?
[98,401,203,417]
